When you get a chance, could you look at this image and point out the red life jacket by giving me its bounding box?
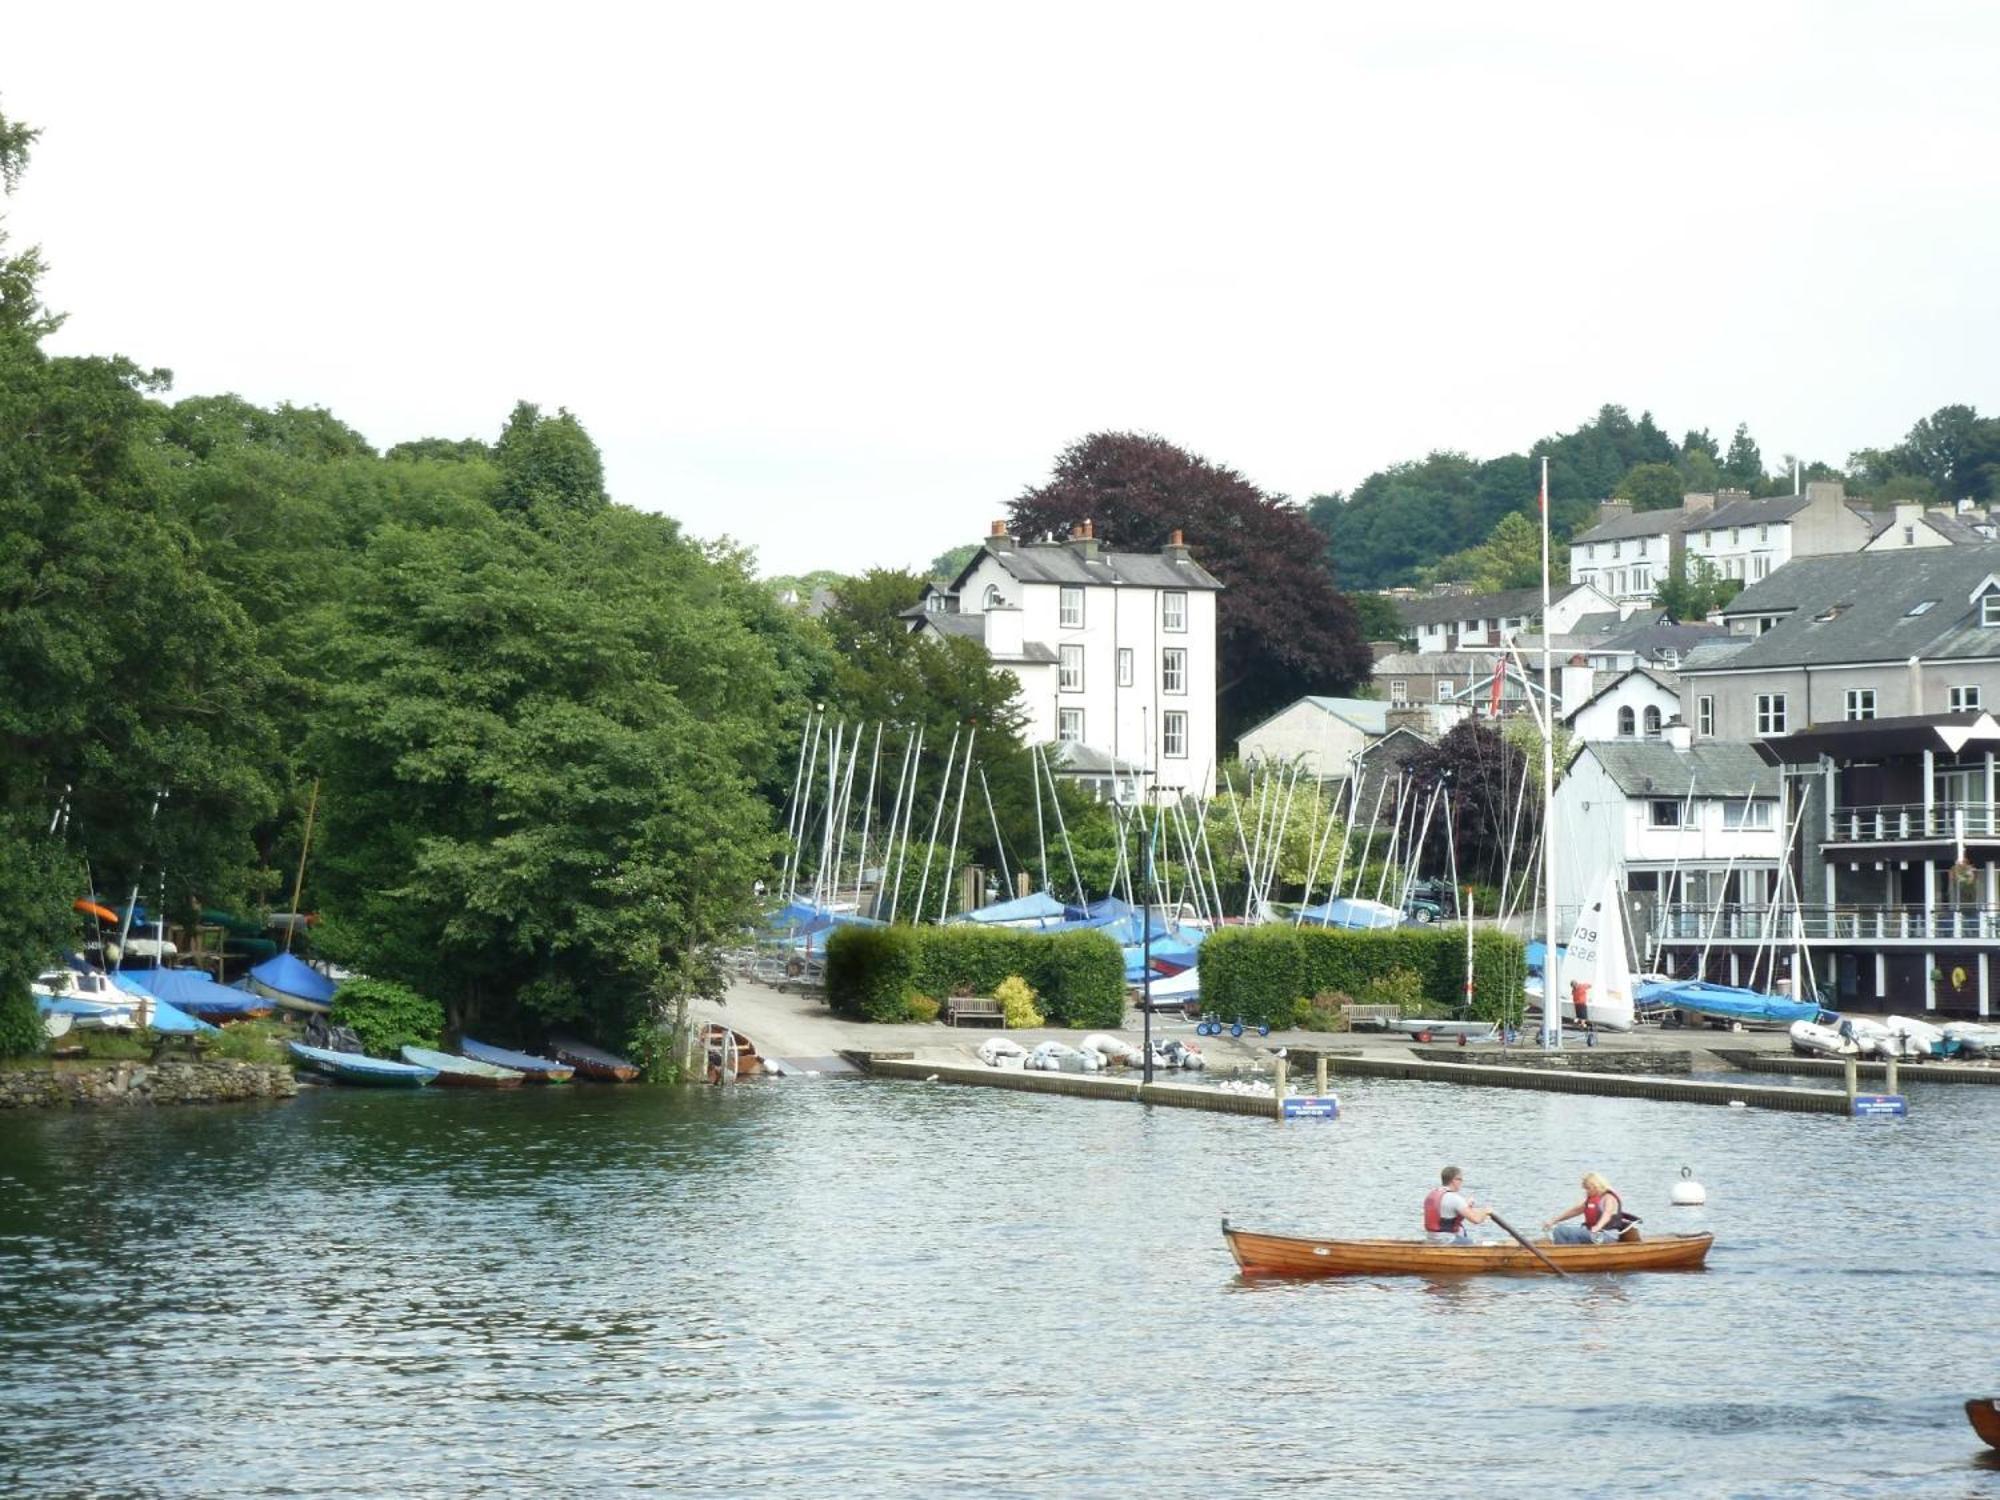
[1423,1186,1463,1235]
[1583,1189,1618,1231]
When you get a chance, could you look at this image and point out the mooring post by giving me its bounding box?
[1316,1053,1328,1096]
[1843,1055,1858,1109]
[1274,1056,1288,1102]
[1884,1053,1899,1096]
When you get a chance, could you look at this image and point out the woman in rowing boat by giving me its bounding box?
[1543,1172,1636,1244]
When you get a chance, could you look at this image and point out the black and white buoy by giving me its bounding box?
[1671,1166,1706,1206]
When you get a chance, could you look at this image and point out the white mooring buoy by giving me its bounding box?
[1671,1166,1707,1206]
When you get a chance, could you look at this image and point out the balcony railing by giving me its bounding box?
[1827,802,2000,842]
[1657,904,2000,942]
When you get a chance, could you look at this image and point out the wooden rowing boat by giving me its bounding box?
[550,1036,640,1082]
[287,1041,436,1088]
[1969,1398,2000,1448]
[459,1037,574,1083]
[1222,1219,1713,1277]
[703,1023,762,1083]
[401,1045,524,1088]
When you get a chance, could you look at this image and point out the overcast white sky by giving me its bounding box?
[9,2,1999,575]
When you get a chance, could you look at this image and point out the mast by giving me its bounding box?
[283,778,321,955]
[1540,454,1560,1050]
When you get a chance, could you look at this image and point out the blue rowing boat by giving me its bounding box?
[287,1040,437,1087]
[459,1037,574,1083]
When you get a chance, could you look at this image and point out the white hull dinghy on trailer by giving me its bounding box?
[1943,1022,2000,1056]
[1790,1019,1860,1057]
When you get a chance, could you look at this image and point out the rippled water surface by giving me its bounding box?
[1,1074,1996,1498]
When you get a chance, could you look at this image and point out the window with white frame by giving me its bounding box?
[1117,648,1133,687]
[983,584,1003,609]
[1650,801,1683,828]
[1698,696,1714,737]
[925,592,946,614]
[1759,524,1769,543]
[1845,688,1876,721]
[1756,693,1788,735]
[1059,644,1084,692]
[1952,684,1982,711]
[1903,526,1916,546]
[1059,586,1084,629]
[1643,706,1663,738]
[1162,711,1188,758]
[1390,680,1408,704]
[1637,538,1648,557]
[1162,648,1186,694]
[1612,541,1622,559]
[1984,593,2000,628]
[1162,590,1187,632]
[1724,801,1776,829]
[1057,708,1083,742]
[1436,679,1454,702]
[1618,706,1636,738]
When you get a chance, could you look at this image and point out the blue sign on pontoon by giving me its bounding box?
[1281,1095,1340,1120]
[1852,1093,1907,1118]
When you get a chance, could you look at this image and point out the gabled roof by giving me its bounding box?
[1562,666,1681,724]
[1693,494,1810,532]
[908,612,1059,663]
[1237,696,1391,743]
[1393,583,1583,629]
[1581,741,1778,799]
[952,540,1224,594]
[1692,545,2000,671]
[1371,651,1519,675]
[1571,508,1692,544]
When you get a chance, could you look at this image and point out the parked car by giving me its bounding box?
[1403,879,1459,924]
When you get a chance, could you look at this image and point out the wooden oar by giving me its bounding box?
[1489,1211,1569,1278]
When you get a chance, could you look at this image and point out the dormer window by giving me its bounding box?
[926,592,947,614]
[1984,594,2000,628]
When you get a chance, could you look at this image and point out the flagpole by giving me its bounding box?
[1539,455,1561,1050]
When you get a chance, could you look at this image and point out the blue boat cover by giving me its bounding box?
[1524,941,1568,976]
[461,1037,569,1073]
[103,976,219,1033]
[118,968,271,1017]
[1122,938,1202,983]
[248,953,338,1004]
[287,1041,435,1080]
[1297,898,1403,930]
[953,891,1068,926]
[1634,979,1822,1025]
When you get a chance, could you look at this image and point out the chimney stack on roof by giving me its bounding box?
[986,519,1014,552]
[1717,488,1751,506]
[1683,491,1716,514]
[1163,527,1190,563]
[1803,480,1847,512]
[1068,518,1100,560]
[1597,499,1633,527]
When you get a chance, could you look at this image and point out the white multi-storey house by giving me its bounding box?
[911,521,1224,799]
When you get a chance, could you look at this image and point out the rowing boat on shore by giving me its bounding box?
[1221,1219,1713,1277]
[288,1041,436,1088]
[401,1045,523,1088]
[459,1038,574,1083]
[1969,1398,2000,1448]
[550,1036,640,1082]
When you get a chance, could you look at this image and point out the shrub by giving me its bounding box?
[0,988,45,1060]
[1359,966,1425,1016]
[1202,926,1527,1028]
[995,975,1044,1028]
[906,994,941,1024]
[827,924,1124,1027]
[825,924,921,1021]
[211,1018,289,1065]
[1290,991,1351,1032]
[330,978,444,1057]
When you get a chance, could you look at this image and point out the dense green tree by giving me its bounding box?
[1398,719,1532,885]
[1347,590,1409,644]
[1427,511,1563,591]
[1652,556,1740,620]
[387,435,493,464]
[926,542,979,579]
[492,401,607,519]
[1614,462,1684,512]
[1722,422,1765,489]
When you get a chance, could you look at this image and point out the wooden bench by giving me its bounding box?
[944,996,1005,1028]
[1339,1003,1402,1032]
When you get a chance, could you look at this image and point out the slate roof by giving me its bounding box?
[1584,741,1779,799]
[1691,545,2000,671]
[910,612,1059,663]
[1571,508,1692,544]
[1392,583,1587,628]
[1599,617,1732,661]
[1678,638,1753,671]
[1562,666,1681,724]
[1371,652,1517,676]
[1045,741,1148,776]
[955,541,1224,593]
[1693,494,1810,532]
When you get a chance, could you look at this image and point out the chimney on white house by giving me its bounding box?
[985,519,1015,552]
[1163,528,1191,563]
[1596,499,1633,527]
[1682,491,1717,514]
[1666,721,1693,751]
[1067,518,1100,560]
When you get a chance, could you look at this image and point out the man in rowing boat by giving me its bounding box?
[1543,1172,1636,1244]
[1423,1166,1495,1244]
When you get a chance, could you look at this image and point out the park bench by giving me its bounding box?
[1340,1003,1402,1032]
[944,996,1005,1027]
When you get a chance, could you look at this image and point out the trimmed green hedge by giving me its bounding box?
[826,924,1125,1029]
[1200,926,1528,1029]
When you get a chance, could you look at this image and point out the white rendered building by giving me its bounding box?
[911,521,1224,798]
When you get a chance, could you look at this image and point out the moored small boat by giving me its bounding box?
[287,1040,436,1087]
[549,1036,640,1082]
[1968,1397,2000,1448]
[459,1037,574,1083]
[400,1045,524,1088]
[702,1023,762,1082]
[1221,1219,1713,1277]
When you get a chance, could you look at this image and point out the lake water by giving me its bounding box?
[1,1074,1996,1498]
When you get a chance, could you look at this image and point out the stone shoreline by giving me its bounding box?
[0,1059,297,1109]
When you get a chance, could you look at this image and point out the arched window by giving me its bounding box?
[1618,706,1636,738]
[1643,706,1663,738]
[983,584,1003,610]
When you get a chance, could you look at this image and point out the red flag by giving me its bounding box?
[1488,658,1506,716]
